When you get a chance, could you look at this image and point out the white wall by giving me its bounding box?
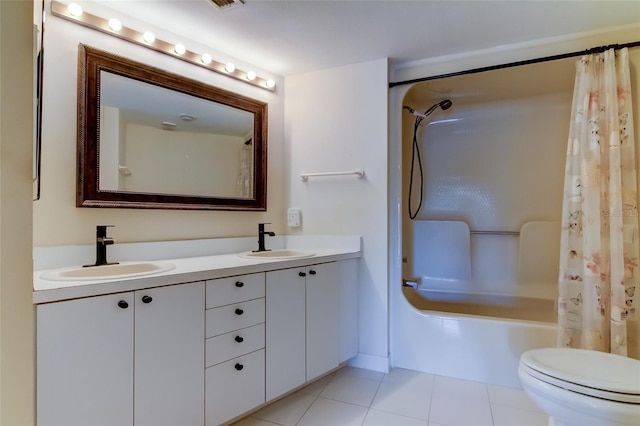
[0,1,35,424]
[285,59,390,369]
[33,3,285,247]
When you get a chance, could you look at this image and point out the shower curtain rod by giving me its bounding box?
[389,40,640,88]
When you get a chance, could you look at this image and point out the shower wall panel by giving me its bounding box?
[403,59,575,298]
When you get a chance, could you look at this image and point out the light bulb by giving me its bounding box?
[68,3,83,17]
[246,71,256,81]
[225,63,236,73]
[201,54,212,65]
[174,43,186,55]
[143,32,155,44]
[266,79,275,89]
[108,18,122,31]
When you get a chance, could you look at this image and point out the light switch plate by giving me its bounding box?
[287,208,301,227]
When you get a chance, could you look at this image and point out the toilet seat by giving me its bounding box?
[520,348,640,404]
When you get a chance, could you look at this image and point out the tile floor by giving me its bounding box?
[233,367,548,426]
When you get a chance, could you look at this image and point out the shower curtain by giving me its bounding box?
[236,143,252,197]
[558,47,638,357]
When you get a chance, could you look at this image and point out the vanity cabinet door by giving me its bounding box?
[134,282,205,426]
[37,293,135,426]
[305,262,341,381]
[265,268,306,401]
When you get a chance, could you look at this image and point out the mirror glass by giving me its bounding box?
[78,44,267,210]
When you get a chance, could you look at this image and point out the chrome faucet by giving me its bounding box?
[254,223,275,252]
[84,225,119,267]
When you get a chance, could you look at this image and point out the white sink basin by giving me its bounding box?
[40,261,175,281]
[238,249,315,260]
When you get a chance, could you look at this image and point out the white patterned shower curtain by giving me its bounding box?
[558,48,638,357]
[236,144,252,198]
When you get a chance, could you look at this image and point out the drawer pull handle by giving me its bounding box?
[235,281,244,288]
[235,308,244,315]
[235,336,244,343]
[141,295,153,304]
[117,300,129,309]
[235,363,244,371]
[309,270,317,275]
[299,272,306,277]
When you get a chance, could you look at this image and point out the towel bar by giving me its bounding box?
[470,230,520,236]
[300,169,365,181]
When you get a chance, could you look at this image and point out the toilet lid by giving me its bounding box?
[520,348,640,403]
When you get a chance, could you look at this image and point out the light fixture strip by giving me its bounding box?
[50,1,275,91]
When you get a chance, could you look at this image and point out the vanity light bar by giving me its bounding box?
[50,1,276,91]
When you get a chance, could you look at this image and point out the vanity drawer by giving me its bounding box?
[205,349,265,426]
[206,323,264,367]
[206,273,265,309]
[206,298,265,338]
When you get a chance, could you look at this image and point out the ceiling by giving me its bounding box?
[92,0,640,76]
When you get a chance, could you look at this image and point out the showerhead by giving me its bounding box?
[403,99,453,119]
[439,99,452,110]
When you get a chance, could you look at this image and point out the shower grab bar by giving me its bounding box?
[300,169,365,181]
[470,230,520,236]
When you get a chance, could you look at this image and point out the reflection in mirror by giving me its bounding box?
[99,71,255,198]
[78,44,267,210]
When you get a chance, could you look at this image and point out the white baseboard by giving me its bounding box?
[347,353,390,373]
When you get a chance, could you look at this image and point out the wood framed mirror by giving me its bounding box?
[77,44,267,210]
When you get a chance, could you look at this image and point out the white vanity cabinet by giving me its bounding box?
[266,259,358,401]
[36,282,205,426]
[35,250,360,426]
[205,273,266,425]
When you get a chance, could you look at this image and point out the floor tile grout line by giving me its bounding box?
[425,373,436,425]
[295,373,335,426]
[484,383,497,426]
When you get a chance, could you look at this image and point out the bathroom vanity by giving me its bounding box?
[33,241,360,426]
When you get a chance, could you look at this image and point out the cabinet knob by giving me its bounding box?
[235,363,244,371]
[235,336,244,343]
[235,281,244,288]
[117,300,129,309]
[309,270,317,275]
[299,272,306,277]
[235,308,244,315]
[141,295,153,304]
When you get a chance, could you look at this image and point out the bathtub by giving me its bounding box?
[391,287,557,387]
[390,58,572,387]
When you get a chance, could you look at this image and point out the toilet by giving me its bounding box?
[518,348,640,426]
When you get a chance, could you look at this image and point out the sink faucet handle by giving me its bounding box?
[96,224,115,236]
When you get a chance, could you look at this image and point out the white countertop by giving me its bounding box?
[34,238,361,304]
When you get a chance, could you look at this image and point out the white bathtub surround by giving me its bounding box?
[394,288,556,388]
[410,220,471,282]
[517,221,560,298]
[559,47,639,357]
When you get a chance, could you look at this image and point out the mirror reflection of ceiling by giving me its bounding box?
[101,71,253,136]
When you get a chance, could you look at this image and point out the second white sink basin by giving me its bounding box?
[40,261,175,281]
[238,249,315,260]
